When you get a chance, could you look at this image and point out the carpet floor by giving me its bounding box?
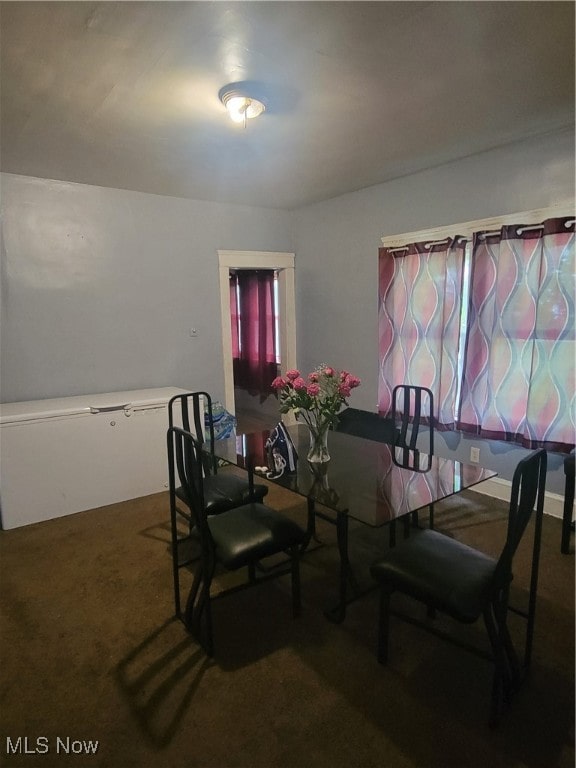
[0,481,574,768]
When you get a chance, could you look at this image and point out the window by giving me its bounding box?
[454,243,472,418]
[379,207,575,452]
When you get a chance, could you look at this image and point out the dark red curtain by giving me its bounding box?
[230,270,278,397]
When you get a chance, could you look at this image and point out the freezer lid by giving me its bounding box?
[0,387,190,425]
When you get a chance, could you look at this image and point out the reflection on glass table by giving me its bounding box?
[210,423,497,621]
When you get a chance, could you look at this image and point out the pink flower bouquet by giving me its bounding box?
[272,365,361,462]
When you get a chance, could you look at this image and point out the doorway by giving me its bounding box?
[218,250,297,428]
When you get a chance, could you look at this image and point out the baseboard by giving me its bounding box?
[472,477,571,520]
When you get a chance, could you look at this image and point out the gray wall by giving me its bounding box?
[0,174,293,404]
[1,129,573,491]
[292,128,575,492]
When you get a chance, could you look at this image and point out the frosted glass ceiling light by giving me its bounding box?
[219,87,265,127]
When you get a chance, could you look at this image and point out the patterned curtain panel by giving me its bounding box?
[378,238,465,428]
[457,217,575,451]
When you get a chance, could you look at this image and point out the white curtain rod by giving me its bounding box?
[380,204,574,249]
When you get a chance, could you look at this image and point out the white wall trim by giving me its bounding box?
[472,476,571,521]
[381,203,574,247]
[217,250,297,419]
[218,251,296,270]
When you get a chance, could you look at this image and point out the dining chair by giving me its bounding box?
[167,426,306,656]
[169,391,268,508]
[370,448,547,726]
[168,392,268,616]
[392,384,435,530]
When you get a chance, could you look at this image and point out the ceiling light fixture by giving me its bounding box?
[219,86,265,127]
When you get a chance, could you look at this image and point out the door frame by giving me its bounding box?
[218,250,296,418]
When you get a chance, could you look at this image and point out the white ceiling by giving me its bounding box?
[1,1,574,210]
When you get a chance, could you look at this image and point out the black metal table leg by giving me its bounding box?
[299,497,324,553]
[324,510,350,623]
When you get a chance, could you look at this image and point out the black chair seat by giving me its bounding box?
[370,448,547,726]
[371,528,498,624]
[175,473,268,516]
[208,502,305,570]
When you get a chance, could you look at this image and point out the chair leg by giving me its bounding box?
[376,587,392,664]
[483,603,516,726]
[291,547,301,618]
[402,516,411,538]
[184,560,204,624]
[484,612,505,727]
[185,556,216,656]
[494,588,521,687]
[184,562,203,632]
[170,498,182,618]
[172,538,182,618]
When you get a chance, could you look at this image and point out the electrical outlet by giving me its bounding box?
[470,446,480,463]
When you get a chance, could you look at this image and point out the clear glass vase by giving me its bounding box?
[307,420,331,463]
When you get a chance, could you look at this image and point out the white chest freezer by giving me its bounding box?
[0,387,189,529]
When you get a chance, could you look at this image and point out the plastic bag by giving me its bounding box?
[205,401,236,440]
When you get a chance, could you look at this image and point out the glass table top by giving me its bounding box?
[211,423,497,528]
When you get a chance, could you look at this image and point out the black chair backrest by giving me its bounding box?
[167,426,210,537]
[391,444,432,472]
[335,408,397,444]
[392,384,434,454]
[169,392,217,475]
[495,448,547,588]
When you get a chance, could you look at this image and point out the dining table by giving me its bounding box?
[210,422,498,622]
